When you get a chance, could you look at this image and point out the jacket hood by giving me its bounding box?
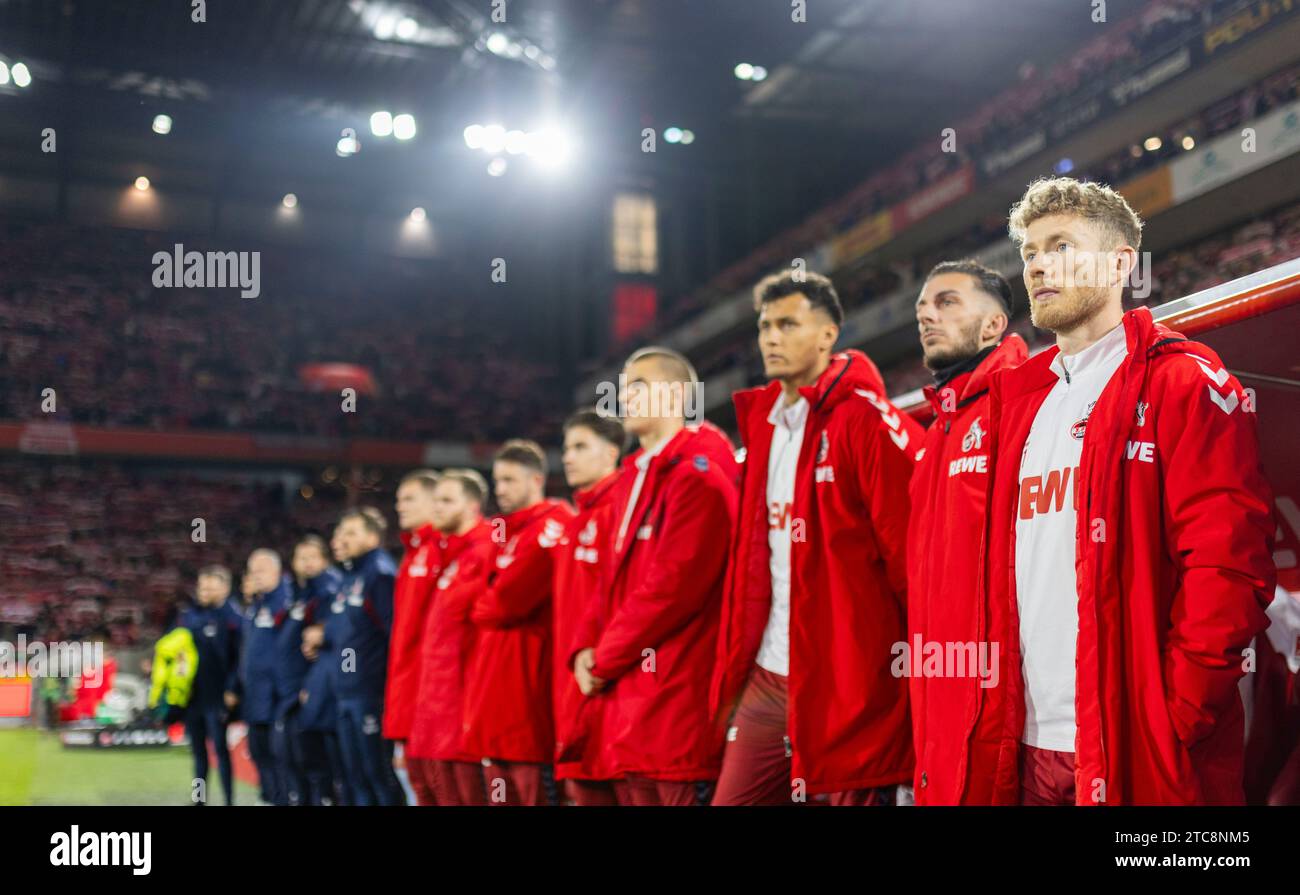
[733,349,887,436]
[622,420,739,476]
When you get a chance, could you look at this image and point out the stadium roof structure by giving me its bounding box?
[0,0,1098,242]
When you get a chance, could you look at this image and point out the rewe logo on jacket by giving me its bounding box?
[1019,466,1080,520]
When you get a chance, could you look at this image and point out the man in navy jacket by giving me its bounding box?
[305,508,403,806]
[240,548,293,805]
[178,565,242,805]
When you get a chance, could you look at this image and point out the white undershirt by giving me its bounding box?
[1015,322,1127,752]
[757,393,808,677]
[614,433,670,554]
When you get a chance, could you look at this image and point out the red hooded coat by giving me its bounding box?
[981,308,1274,804]
[712,349,923,795]
[464,499,576,763]
[906,335,1028,804]
[572,423,739,782]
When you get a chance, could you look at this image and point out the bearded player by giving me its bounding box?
[977,177,1274,804]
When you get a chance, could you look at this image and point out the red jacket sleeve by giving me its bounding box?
[1157,357,1275,746]
[591,472,734,681]
[852,399,920,607]
[471,514,564,627]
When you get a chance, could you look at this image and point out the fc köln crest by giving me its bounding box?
[817,431,829,463]
[961,417,985,452]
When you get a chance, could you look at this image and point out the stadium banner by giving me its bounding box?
[980,129,1047,178]
[1170,99,1300,202]
[1108,45,1195,107]
[829,210,893,268]
[891,164,975,230]
[1203,0,1300,56]
[1117,165,1176,218]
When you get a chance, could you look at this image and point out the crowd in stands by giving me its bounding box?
[0,458,348,648]
[0,219,566,444]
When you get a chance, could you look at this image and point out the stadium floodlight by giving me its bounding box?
[373,14,398,40]
[370,110,394,137]
[524,45,540,60]
[486,32,509,55]
[1143,136,1162,151]
[539,55,556,71]
[0,62,10,86]
[282,193,298,209]
[680,129,695,145]
[751,66,767,81]
[392,113,417,140]
[481,124,507,154]
[395,17,419,41]
[664,127,683,144]
[152,114,172,135]
[505,130,527,154]
[528,127,572,168]
[409,207,426,222]
[11,61,31,87]
[506,42,524,59]
[133,176,151,192]
[464,124,485,149]
[734,63,754,80]
[1182,135,1195,150]
[1054,157,1074,174]
[487,157,508,177]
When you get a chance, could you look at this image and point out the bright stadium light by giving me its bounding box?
[395,17,419,41]
[373,14,398,40]
[481,124,507,154]
[664,127,683,144]
[528,127,573,168]
[1144,136,1162,151]
[464,124,485,149]
[751,65,767,81]
[152,114,172,135]
[539,55,556,71]
[370,110,394,137]
[1182,135,1195,150]
[0,62,11,86]
[679,129,695,145]
[487,157,508,177]
[11,61,31,87]
[392,113,417,140]
[134,176,151,192]
[409,207,426,222]
[486,32,509,55]
[505,129,527,154]
[282,193,298,209]
[734,63,754,80]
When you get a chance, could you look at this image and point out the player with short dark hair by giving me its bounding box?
[908,259,1027,804]
[552,409,626,806]
[712,268,922,805]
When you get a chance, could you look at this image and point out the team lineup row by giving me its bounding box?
[157,175,1281,806]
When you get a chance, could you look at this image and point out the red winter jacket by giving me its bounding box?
[712,349,923,795]
[405,521,494,761]
[906,336,1028,804]
[981,307,1275,805]
[552,471,626,781]
[464,499,576,763]
[384,524,442,741]
[572,423,739,782]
